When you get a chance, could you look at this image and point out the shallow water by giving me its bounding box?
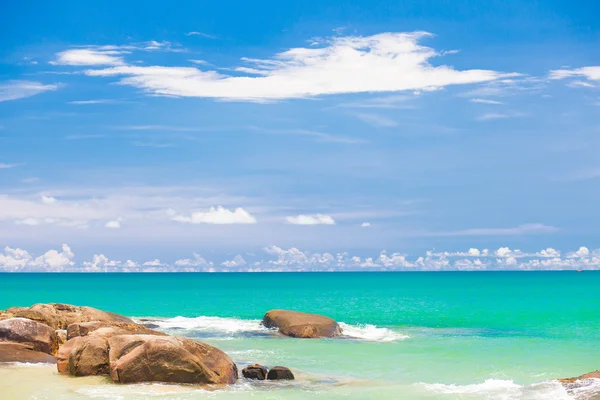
[1,272,599,399]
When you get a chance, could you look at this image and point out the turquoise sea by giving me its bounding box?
[1,272,599,399]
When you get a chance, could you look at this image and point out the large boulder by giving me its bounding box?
[0,342,57,364]
[57,333,111,376]
[1,303,133,330]
[262,310,342,338]
[108,335,238,384]
[0,318,59,355]
[57,324,164,376]
[67,321,165,340]
[242,364,268,380]
[267,366,295,380]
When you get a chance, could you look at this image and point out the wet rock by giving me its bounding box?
[0,342,57,364]
[0,318,58,355]
[267,366,295,380]
[262,310,342,338]
[242,364,268,380]
[57,334,111,376]
[108,334,238,384]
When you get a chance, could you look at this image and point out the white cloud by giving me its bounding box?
[336,95,415,109]
[0,163,18,169]
[286,214,335,225]
[68,99,119,105]
[41,195,58,205]
[549,66,600,83]
[105,219,121,229]
[170,206,257,224]
[355,113,398,127]
[477,113,510,120]
[361,222,371,227]
[0,80,59,102]
[1,244,600,272]
[186,32,217,39]
[60,32,513,102]
[175,253,212,267]
[52,49,125,66]
[470,98,503,105]
[221,255,246,267]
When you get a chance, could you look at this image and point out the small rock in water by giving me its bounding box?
[242,364,268,380]
[267,366,295,380]
[142,323,160,329]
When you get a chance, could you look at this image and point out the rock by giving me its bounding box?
[108,334,238,384]
[67,321,165,340]
[0,342,57,364]
[56,330,67,346]
[0,318,59,355]
[242,364,268,380]
[57,334,111,376]
[142,323,160,329]
[559,370,600,384]
[2,303,133,330]
[262,310,342,338]
[267,366,295,380]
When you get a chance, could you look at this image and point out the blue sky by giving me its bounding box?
[1,0,599,271]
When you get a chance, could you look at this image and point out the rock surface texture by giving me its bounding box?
[262,310,342,338]
[0,342,57,363]
[0,318,59,355]
[242,364,268,380]
[108,335,238,384]
[267,366,295,380]
[1,303,134,330]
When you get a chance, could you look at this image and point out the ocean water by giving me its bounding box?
[0,272,599,399]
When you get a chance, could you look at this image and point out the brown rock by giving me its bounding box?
[56,330,67,346]
[108,335,238,384]
[262,310,342,338]
[67,321,165,340]
[3,303,133,330]
[242,364,268,380]
[57,334,111,376]
[0,342,57,364]
[267,366,295,380]
[0,318,58,355]
[559,370,600,384]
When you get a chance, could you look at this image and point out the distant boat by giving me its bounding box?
[577,270,583,273]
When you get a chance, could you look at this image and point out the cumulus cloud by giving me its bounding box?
[361,222,371,227]
[41,195,58,205]
[170,206,257,224]
[105,219,121,229]
[285,214,335,225]
[0,80,59,102]
[549,66,600,85]
[221,255,246,267]
[54,32,514,102]
[1,244,600,272]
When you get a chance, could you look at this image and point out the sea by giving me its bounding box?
[0,272,599,399]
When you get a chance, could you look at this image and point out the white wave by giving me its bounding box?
[418,379,591,400]
[339,322,409,342]
[136,316,272,335]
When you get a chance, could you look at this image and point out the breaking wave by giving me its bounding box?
[135,316,408,342]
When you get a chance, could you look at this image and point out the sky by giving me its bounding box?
[0,0,599,271]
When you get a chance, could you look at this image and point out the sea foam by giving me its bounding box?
[419,378,600,400]
[136,316,408,342]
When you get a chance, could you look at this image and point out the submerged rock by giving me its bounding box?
[262,310,342,338]
[242,364,268,380]
[0,342,57,364]
[267,366,295,380]
[1,303,133,330]
[0,318,59,355]
[108,335,238,384]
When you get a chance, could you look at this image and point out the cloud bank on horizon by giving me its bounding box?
[0,1,599,271]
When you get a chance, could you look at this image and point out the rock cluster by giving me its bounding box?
[242,364,294,380]
[0,303,238,386]
[262,309,342,338]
